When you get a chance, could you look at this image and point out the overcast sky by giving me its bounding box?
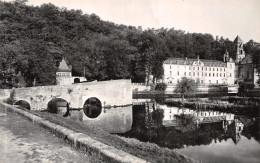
[7,0,260,42]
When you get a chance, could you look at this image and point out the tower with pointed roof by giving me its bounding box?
[56,57,87,85]
[56,58,72,85]
[233,35,245,63]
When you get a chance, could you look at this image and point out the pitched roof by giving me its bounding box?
[58,58,72,72]
[164,57,227,67]
[234,35,243,43]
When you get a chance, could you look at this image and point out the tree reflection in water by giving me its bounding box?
[121,102,259,149]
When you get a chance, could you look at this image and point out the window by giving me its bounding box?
[209,73,211,76]
[177,79,179,83]
[230,73,232,77]
[170,65,171,69]
[213,68,215,71]
[209,68,211,71]
[202,72,203,76]
[202,67,204,71]
[184,72,186,76]
[193,67,195,70]
[220,68,222,71]
[197,72,199,76]
[189,66,191,70]
[217,68,218,71]
[213,73,214,77]
[220,73,222,77]
[170,71,172,75]
[205,73,207,76]
[216,73,218,77]
[198,67,199,71]
[224,73,225,77]
[177,71,179,75]
[193,72,195,76]
[201,80,203,83]
[216,80,218,84]
[205,67,207,71]
[230,64,232,68]
[189,72,191,76]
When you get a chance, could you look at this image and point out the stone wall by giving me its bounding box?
[165,85,236,93]
[132,83,151,92]
[1,79,132,110]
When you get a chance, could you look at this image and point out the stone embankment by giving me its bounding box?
[0,102,148,163]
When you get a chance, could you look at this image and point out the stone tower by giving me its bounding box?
[233,35,245,63]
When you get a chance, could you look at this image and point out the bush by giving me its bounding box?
[155,83,167,91]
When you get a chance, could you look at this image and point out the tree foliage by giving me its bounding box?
[0,1,249,87]
[175,77,197,100]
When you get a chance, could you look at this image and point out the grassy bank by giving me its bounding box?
[0,103,197,163]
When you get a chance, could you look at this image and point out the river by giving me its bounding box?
[89,98,260,163]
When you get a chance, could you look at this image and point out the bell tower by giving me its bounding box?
[233,35,245,63]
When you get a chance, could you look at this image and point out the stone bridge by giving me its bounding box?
[4,79,132,111]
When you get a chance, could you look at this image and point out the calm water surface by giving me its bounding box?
[123,99,259,163]
[72,98,259,163]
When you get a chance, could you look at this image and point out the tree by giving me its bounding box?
[175,77,197,101]
[238,81,255,97]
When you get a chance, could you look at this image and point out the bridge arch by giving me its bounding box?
[47,98,70,116]
[13,99,31,110]
[83,97,102,119]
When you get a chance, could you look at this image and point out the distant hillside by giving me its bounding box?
[0,1,254,86]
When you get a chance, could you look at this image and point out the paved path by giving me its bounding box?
[0,109,94,163]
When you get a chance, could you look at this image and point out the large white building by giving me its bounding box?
[163,54,235,85]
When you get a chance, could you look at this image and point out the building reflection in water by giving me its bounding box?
[122,101,259,149]
[161,105,244,144]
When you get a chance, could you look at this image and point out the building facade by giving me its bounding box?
[233,36,259,86]
[233,36,246,63]
[237,55,259,85]
[163,35,259,86]
[163,55,235,85]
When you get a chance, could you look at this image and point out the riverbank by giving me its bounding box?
[163,97,259,117]
[0,102,198,163]
[133,91,237,99]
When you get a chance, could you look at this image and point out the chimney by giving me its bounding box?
[197,55,200,61]
[185,57,187,60]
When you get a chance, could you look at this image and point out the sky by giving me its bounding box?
[6,0,260,42]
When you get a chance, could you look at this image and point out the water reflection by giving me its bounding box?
[81,105,132,133]
[74,98,259,162]
[121,101,259,150]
